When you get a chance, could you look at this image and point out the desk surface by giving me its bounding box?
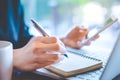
[12,71,62,80]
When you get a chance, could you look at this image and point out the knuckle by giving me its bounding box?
[75,26,80,30]
[54,43,60,51]
[53,54,59,60]
[51,37,57,42]
[50,61,56,64]
[33,37,42,41]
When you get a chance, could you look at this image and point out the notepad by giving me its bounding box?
[46,51,103,77]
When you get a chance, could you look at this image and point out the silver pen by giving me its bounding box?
[31,19,68,58]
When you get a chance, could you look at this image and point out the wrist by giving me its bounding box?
[13,48,22,70]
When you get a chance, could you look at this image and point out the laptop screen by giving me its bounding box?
[100,30,120,80]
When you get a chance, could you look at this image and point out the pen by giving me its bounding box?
[31,19,68,58]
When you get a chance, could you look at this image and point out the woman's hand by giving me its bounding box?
[13,36,66,71]
[61,26,99,49]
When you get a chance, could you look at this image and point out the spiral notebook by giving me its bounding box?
[46,51,103,77]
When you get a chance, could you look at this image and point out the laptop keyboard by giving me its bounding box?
[66,47,111,80]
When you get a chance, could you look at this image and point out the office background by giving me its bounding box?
[21,0,120,37]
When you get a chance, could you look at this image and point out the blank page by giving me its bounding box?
[51,52,101,72]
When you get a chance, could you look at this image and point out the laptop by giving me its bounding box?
[100,30,120,80]
[34,27,120,80]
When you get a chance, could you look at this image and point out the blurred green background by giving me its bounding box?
[21,0,120,36]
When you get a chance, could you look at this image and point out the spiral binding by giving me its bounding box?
[68,51,101,61]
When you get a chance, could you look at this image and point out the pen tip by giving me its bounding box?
[64,54,68,58]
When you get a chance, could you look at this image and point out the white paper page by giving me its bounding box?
[51,52,100,72]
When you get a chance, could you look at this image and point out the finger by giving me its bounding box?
[33,61,55,69]
[79,28,89,35]
[34,48,46,54]
[35,53,60,62]
[70,26,82,34]
[94,35,100,39]
[91,35,100,41]
[81,39,91,46]
[35,43,66,53]
[77,29,89,41]
[84,40,91,45]
[33,36,58,44]
[78,26,88,31]
[67,26,87,41]
[74,26,89,38]
[36,53,65,64]
[66,40,81,49]
[47,52,65,62]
